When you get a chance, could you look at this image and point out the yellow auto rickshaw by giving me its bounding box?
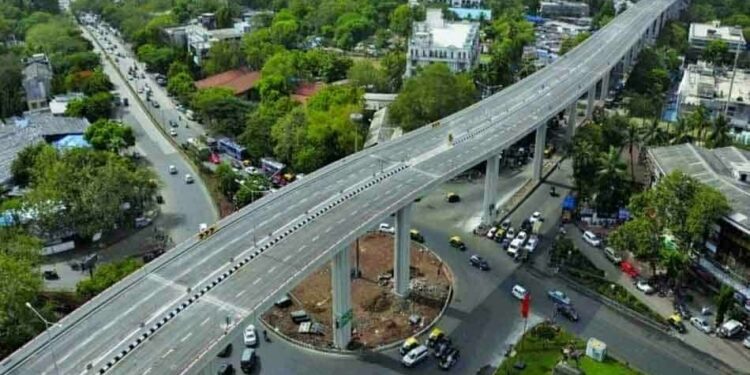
[426,328,445,347]
[400,336,419,355]
[449,236,466,250]
[446,192,460,203]
[410,229,425,243]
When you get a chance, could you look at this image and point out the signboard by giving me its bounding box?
[338,309,353,327]
[520,294,530,318]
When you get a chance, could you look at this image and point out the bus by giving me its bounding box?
[218,138,247,161]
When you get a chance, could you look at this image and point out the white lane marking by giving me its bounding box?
[282,255,291,262]
[252,278,262,285]
[337,218,346,225]
[91,327,140,367]
[297,245,307,253]
[161,348,174,359]
[235,290,246,298]
[349,210,357,217]
[324,227,332,234]
[180,332,193,343]
[200,318,210,326]
[312,235,319,242]
[267,266,277,274]
[201,295,250,315]
[143,367,152,375]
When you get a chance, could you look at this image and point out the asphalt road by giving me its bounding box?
[80,25,218,243]
[208,159,726,375]
[1,2,684,374]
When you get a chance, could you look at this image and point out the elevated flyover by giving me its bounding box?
[0,0,686,374]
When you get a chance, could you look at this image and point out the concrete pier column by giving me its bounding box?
[481,155,500,225]
[586,86,596,119]
[394,204,413,296]
[600,70,610,101]
[566,101,577,140]
[332,246,352,349]
[533,123,547,182]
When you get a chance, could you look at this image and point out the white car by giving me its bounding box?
[743,336,750,349]
[635,279,655,295]
[507,239,523,258]
[168,165,177,174]
[169,128,177,137]
[524,235,539,253]
[511,284,528,300]
[402,345,429,367]
[243,324,257,346]
[244,166,259,175]
[516,231,528,244]
[184,174,194,184]
[530,211,542,223]
[378,223,395,234]
[582,230,602,247]
[505,227,515,240]
[690,316,713,334]
[486,227,497,239]
[198,223,208,233]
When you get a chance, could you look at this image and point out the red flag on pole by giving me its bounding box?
[520,294,531,318]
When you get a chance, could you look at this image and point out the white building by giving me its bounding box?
[689,21,746,55]
[406,9,480,77]
[677,61,750,130]
[540,1,590,19]
[444,0,483,8]
[165,13,254,66]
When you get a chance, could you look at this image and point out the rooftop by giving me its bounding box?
[649,144,750,232]
[194,68,261,95]
[678,61,750,107]
[0,112,89,186]
[690,21,746,45]
[291,82,326,103]
[412,9,478,50]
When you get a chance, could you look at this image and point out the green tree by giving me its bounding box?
[689,105,710,143]
[0,252,45,359]
[240,97,297,159]
[301,49,352,82]
[191,88,254,136]
[571,139,599,197]
[215,163,239,197]
[347,60,388,92]
[703,39,730,65]
[381,51,406,92]
[166,72,196,104]
[84,119,135,152]
[79,69,113,96]
[203,40,243,76]
[65,92,114,122]
[10,143,46,187]
[670,117,693,144]
[0,53,25,118]
[595,146,628,214]
[640,118,669,147]
[389,4,413,37]
[76,258,143,299]
[657,21,688,54]
[389,64,476,131]
[706,115,732,148]
[167,61,190,79]
[715,285,734,325]
[685,185,730,248]
[242,28,286,69]
[609,217,661,274]
[136,44,176,73]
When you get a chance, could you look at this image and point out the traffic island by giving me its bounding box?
[262,232,453,351]
[497,322,643,375]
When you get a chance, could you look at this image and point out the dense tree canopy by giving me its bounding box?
[84,119,136,152]
[76,258,143,298]
[389,64,476,131]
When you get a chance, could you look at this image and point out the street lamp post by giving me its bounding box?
[25,302,61,375]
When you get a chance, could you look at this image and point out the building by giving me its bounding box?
[291,82,325,103]
[444,0,483,8]
[363,93,398,112]
[648,144,750,305]
[0,112,89,189]
[448,8,492,21]
[49,93,85,116]
[22,54,53,111]
[165,13,255,66]
[688,21,746,56]
[406,9,480,77]
[540,1,590,19]
[677,61,750,130]
[194,68,261,96]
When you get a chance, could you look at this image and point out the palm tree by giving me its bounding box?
[572,139,598,196]
[597,146,627,181]
[707,115,732,148]
[625,121,640,182]
[689,106,710,143]
[641,117,668,146]
[596,146,628,213]
[670,117,693,144]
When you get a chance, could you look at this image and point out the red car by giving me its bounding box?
[209,153,221,164]
[620,261,639,278]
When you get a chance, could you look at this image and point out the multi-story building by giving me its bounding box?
[539,1,590,19]
[677,61,750,130]
[688,21,746,56]
[164,13,256,66]
[406,9,480,77]
[22,54,53,111]
[648,144,750,306]
[444,0,483,8]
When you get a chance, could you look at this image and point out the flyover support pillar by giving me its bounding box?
[566,101,577,140]
[586,86,596,120]
[332,246,352,349]
[533,124,547,183]
[600,70,610,101]
[394,204,413,297]
[481,155,500,226]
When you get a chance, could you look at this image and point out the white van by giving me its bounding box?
[508,239,523,258]
[604,247,622,263]
[718,319,744,338]
[402,344,429,367]
[186,109,195,121]
[582,230,602,247]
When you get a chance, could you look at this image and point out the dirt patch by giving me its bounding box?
[262,232,452,350]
